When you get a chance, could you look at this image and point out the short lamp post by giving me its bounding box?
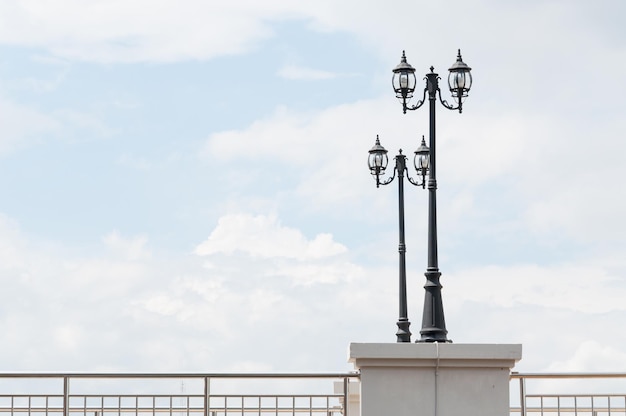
[392,49,472,343]
[368,135,430,342]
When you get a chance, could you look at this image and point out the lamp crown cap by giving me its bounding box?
[449,49,471,72]
[393,50,416,74]
[369,135,388,154]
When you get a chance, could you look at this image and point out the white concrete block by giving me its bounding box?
[348,343,522,416]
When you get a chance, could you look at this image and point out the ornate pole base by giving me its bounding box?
[417,269,451,343]
[396,318,411,343]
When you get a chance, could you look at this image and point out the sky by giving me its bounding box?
[0,0,626,374]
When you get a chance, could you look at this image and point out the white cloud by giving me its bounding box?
[53,108,114,139]
[0,214,28,270]
[269,261,362,286]
[141,294,187,317]
[203,99,413,216]
[0,98,60,154]
[103,231,151,260]
[204,106,318,165]
[547,341,626,372]
[202,89,626,257]
[2,0,626,377]
[0,0,620,77]
[0,2,521,64]
[3,205,626,373]
[277,64,338,80]
[0,0,306,63]
[195,213,346,260]
[446,262,626,314]
[0,95,113,155]
[438,112,529,185]
[116,153,152,170]
[53,324,83,351]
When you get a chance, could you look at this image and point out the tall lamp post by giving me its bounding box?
[392,49,472,343]
[368,135,430,342]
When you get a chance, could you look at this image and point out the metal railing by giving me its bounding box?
[4,370,626,416]
[512,373,626,416]
[0,373,359,416]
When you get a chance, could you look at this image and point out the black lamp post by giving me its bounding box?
[368,135,430,343]
[392,49,472,343]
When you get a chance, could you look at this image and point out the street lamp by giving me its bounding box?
[368,134,430,342]
[392,49,472,343]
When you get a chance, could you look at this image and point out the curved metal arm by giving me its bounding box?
[376,167,397,187]
[406,172,426,189]
[437,89,460,111]
[375,156,427,188]
[405,86,428,113]
[439,89,465,113]
[404,70,465,113]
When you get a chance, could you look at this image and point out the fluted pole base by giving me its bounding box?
[417,269,450,343]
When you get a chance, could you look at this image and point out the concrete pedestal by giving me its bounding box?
[348,343,522,416]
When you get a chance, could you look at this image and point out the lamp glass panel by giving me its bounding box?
[400,73,409,88]
[414,152,429,171]
[369,153,386,171]
[455,72,466,89]
[419,154,429,170]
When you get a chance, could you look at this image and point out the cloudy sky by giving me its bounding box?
[0,0,625,374]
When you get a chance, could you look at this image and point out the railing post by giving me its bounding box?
[519,376,526,416]
[63,376,69,416]
[343,377,349,416]
[203,377,210,416]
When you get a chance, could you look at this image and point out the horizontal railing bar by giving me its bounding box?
[512,373,626,379]
[205,395,344,398]
[0,410,337,414]
[0,374,351,416]
[514,373,626,416]
[64,395,343,398]
[206,410,336,413]
[521,410,626,413]
[0,410,195,412]
[0,409,325,412]
[0,408,341,411]
[0,395,345,399]
[0,395,64,397]
[525,394,626,398]
[521,407,626,412]
[0,373,359,379]
[0,402,344,406]
[0,396,343,400]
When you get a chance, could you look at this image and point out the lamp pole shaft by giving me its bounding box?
[396,154,411,342]
[418,71,449,343]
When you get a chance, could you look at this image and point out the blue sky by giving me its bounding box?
[1,0,626,373]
